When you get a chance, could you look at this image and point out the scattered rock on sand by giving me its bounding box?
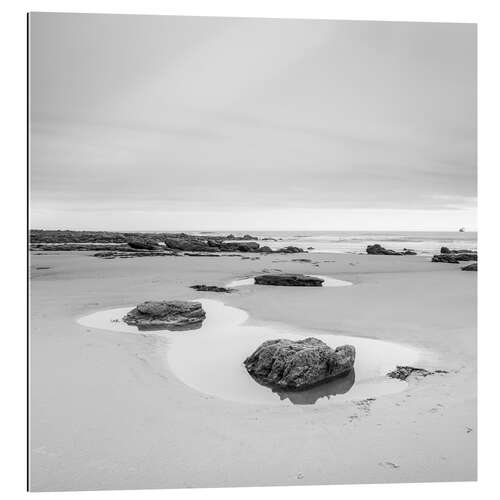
[190,285,234,293]
[387,366,449,381]
[123,300,206,330]
[254,274,324,286]
[461,262,477,271]
[292,258,312,262]
[366,244,415,256]
[244,338,355,390]
[276,246,305,254]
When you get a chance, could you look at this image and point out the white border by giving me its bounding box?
[2,1,498,499]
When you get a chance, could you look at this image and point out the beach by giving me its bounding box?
[29,250,477,491]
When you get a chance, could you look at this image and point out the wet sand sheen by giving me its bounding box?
[78,299,424,405]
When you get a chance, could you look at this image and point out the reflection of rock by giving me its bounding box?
[254,274,324,286]
[461,262,477,271]
[123,300,205,331]
[274,369,355,404]
[387,365,448,380]
[244,337,355,390]
[190,285,234,293]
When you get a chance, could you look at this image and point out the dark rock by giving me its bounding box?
[244,338,355,390]
[432,254,460,263]
[190,285,234,293]
[184,253,220,257]
[292,258,312,262]
[367,244,404,255]
[164,237,215,252]
[461,263,477,271]
[402,248,417,255]
[258,246,273,253]
[387,366,449,381]
[254,273,324,286]
[276,246,304,254]
[441,246,451,254]
[219,241,260,252]
[127,239,160,250]
[123,300,206,331]
[432,252,477,263]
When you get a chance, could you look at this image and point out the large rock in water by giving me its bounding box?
[123,300,205,330]
[254,274,324,286]
[244,338,355,390]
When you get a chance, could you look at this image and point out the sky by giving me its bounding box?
[29,13,477,231]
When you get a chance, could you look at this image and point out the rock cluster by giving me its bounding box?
[123,300,206,330]
[244,337,355,390]
[254,274,324,286]
[366,244,416,256]
[432,251,477,263]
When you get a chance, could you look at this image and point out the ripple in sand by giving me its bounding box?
[78,299,423,406]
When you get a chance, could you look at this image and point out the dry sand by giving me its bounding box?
[29,251,477,491]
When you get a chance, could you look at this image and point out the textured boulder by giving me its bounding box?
[402,248,417,255]
[219,241,260,252]
[164,237,215,252]
[461,262,477,271]
[432,252,477,263]
[276,246,304,254]
[441,246,451,254]
[367,244,406,255]
[244,338,355,390]
[190,285,234,292]
[258,245,273,253]
[254,274,324,286]
[123,300,205,330]
[127,239,160,250]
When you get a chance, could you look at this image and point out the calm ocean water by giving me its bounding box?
[195,230,477,256]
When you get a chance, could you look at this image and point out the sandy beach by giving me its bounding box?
[29,251,477,491]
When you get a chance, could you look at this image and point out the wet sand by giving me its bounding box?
[29,251,477,491]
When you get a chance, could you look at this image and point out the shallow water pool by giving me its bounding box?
[77,299,424,406]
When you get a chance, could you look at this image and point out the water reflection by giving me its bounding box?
[271,369,356,405]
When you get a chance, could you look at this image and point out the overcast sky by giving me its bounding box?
[30,13,476,231]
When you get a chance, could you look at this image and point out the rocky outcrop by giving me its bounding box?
[387,366,449,380]
[257,245,273,253]
[123,300,205,330]
[127,239,160,250]
[254,274,324,286]
[219,241,260,252]
[190,285,234,292]
[225,234,258,241]
[461,262,477,271]
[164,237,216,252]
[244,338,355,390]
[432,252,477,263]
[276,246,304,254]
[366,244,416,256]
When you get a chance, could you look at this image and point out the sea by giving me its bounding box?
[193,230,477,256]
